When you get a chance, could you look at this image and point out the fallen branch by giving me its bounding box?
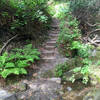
[94,40,100,43]
[86,29,100,39]
[88,37,99,47]
[86,22,100,27]
[0,34,18,55]
[92,35,97,41]
[89,29,100,35]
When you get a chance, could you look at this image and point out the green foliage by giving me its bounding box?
[57,5,92,84]
[55,62,69,78]
[0,44,40,78]
[70,0,100,33]
[0,0,50,34]
[70,0,100,14]
[47,1,69,18]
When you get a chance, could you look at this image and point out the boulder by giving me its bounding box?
[16,79,63,100]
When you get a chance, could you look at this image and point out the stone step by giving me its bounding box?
[41,53,55,58]
[46,41,56,46]
[51,29,60,32]
[49,34,58,37]
[51,25,59,29]
[49,37,58,41]
[41,50,54,57]
[49,31,59,34]
[49,38,57,41]
[40,57,56,63]
[44,45,56,51]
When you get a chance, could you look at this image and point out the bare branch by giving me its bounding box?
[89,29,100,34]
[0,34,18,55]
[86,22,100,27]
[86,29,100,38]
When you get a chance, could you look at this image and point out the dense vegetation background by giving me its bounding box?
[0,0,52,79]
[70,0,100,38]
[0,0,100,86]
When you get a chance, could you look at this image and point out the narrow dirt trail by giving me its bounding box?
[37,18,60,78]
[14,18,67,100]
[0,18,66,100]
[37,18,66,78]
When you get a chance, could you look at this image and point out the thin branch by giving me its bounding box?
[0,34,18,55]
[86,29,100,38]
[86,22,99,27]
[89,29,100,34]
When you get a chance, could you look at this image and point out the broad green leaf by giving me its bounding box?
[5,62,15,68]
[17,60,30,67]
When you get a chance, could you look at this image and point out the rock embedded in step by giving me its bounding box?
[0,89,16,100]
[66,86,72,92]
[12,82,28,92]
[17,83,27,92]
[48,78,61,84]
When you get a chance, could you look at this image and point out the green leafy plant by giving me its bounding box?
[0,44,40,78]
[56,5,92,84]
[55,62,69,80]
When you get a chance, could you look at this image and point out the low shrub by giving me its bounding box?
[0,44,40,78]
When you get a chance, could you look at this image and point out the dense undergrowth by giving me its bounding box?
[0,0,51,79]
[70,0,100,36]
[54,1,92,84]
[0,0,98,84]
[0,44,40,78]
[0,0,50,37]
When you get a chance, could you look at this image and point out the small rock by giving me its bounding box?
[66,87,72,92]
[12,83,27,92]
[23,80,29,84]
[33,73,38,77]
[59,91,64,95]
[0,89,16,100]
[48,78,61,84]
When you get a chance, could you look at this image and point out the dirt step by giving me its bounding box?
[44,45,56,51]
